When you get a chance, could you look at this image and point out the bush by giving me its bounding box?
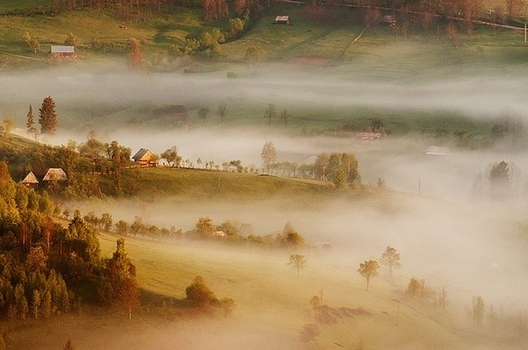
[185,276,217,309]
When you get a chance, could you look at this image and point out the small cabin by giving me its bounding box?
[50,45,76,58]
[275,16,291,25]
[132,148,157,167]
[21,171,39,189]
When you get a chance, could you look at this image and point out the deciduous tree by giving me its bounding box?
[220,297,236,317]
[288,254,307,276]
[127,38,145,69]
[199,107,209,124]
[261,141,276,174]
[195,216,215,239]
[161,147,181,167]
[64,32,79,47]
[2,118,14,138]
[217,103,227,124]
[185,275,216,309]
[380,246,401,279]
[119,277,140,319]
[358,260,379,291]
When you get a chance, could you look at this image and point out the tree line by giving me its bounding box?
[79,209,307,249]
[0,161,140,323]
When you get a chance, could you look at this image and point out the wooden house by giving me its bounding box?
[275,16,291,25]
[132,148,157,167]
[50,45,76,58]
[21,171,39,189]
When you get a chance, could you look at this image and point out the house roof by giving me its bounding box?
[43,168,68,181]
[426,146,451,156]
[51,46,75,53]
[275,15,290,22]
[132,148,153,161]
[22,171,39,184]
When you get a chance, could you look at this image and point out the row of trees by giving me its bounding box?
[80,209,307,249]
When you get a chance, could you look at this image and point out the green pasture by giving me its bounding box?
[0,0,50,13]
[111,166,333,201]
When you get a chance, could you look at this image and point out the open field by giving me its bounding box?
[4,207,528,350]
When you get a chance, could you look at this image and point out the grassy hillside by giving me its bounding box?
[119,167,333,199]
[4,229,523,349]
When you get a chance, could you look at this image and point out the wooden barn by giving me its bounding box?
[50,46,76,58]
[132,148,157,167]
[275,16,291,25]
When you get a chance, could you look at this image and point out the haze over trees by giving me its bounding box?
[288,254,307,276]
[358,260,379,291]
[380,246,401,279]
[261,141,277,174]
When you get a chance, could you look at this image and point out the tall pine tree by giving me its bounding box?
[26,104,37,138]
[38,96,58,135]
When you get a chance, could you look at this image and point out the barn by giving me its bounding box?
[132,148,158,167]
[275,16,291,25]
[50,46,76,58]
[43,168,68,182]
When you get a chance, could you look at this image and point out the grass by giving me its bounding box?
[104,166,343,203]
[0,0,51,13]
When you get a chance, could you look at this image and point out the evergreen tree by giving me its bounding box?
[63,339,75,350]
[26,105,36,137]
[38,96,58,134]
[0,332,6,350]
[99,239,137,303]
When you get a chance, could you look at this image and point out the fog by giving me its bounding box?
[4,62,528,348]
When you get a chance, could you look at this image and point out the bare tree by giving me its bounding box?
[264,103,275,127]
[217,103,227,124]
